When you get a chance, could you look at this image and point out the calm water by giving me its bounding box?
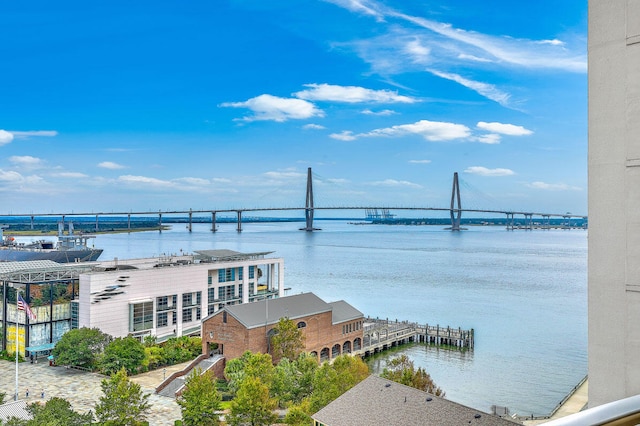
[90,220,586,415]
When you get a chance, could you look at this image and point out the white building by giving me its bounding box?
[589,1,640,406]
[77,250,284,342]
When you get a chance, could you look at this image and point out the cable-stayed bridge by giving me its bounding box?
[0,169,587,232]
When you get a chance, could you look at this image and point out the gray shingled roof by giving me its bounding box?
[328,300,363,324]
[224,293,333,329]
[0,400,30,422]
[312,375,518,426]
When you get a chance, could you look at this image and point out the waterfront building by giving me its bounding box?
[311,375,516,426]
[78,250,284,342]
[0,250,284,355]
[201,292,364,362]
[0,260,91,356]
[589,2,640,406]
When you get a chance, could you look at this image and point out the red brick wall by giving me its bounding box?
[202,311,364,362]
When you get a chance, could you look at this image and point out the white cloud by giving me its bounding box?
[477,121,533,136]
[330,131,357,141]
[294,83,417,104]
[0,130,14,145]
[526,181,581,191]
[263,171,306,180]
[323,0,385,21]
[174,177,211,186]
[464,166,515,177]
[118,175,171,186]
[221,94,324,122]
[0,170,24,182]
[211,177,232,184]
[361,109,396,116]
[53,172,89,178]
[303,123,326,130]
[458,53,492,63]
[361,119,471,141]
[408,159,431,164]
[427,69,511,106]
[369,179,422,188]
[98,161,126,170]
[476,134,502,144]
[11,130,58,138]
[9,156,43,168]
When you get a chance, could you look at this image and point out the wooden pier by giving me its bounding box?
[357,317,474,357]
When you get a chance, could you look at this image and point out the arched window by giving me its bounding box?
[297,321,307,329]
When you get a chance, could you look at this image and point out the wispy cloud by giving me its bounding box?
[98,161,126,170]
[294,83,417,104]
[11,130,58,138]
[361,109,397,116]
[526,181,581,191]
[408,159,431,164]
[53,172,89,178]
[330,131,357,141]
[118,175,170,187]
[0,129,58,146]
[9,156,44,168]
[476,122,533,136]
[427,69,511,107]
[464,166,515,177]
[221,94,324,122]
[303,123,326,130]
[360,119,471,141]
[369,178,422,188]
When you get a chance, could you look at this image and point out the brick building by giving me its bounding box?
[201,292,364,362]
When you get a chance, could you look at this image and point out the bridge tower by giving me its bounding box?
[448,172,462,231]
[300,167,321,231]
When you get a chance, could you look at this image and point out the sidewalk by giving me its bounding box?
[0,359,191,425]
[522,379,588,425]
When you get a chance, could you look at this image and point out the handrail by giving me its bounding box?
[543,394,640,425]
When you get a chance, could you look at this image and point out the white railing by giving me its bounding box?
[543,394,640,425]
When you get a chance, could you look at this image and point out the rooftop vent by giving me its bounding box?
[426,397,433,402]
[385,384,391,388]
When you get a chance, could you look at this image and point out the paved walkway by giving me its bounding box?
[0,359,193,425]
[522,379,588,425]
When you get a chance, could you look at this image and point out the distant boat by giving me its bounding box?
[0,222,103,263]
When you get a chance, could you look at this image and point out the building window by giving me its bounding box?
[208,288,216,304]
[218,269,225,283]
[208,276,212,285]
[157,296,168,310]
[249,265,255,279]
[238,268,243,280]
[226,268,235,282]
[183,308,192,323]
[157,312,168,327]
[223,311,227,323]
[182,293,192,307]
[130,301,153,332]
[172,312,177,325]
[208,304,216,315]
[196,307,202,321]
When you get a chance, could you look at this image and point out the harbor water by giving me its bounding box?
[89,220,586,416]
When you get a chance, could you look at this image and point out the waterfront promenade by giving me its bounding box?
[0,359,186,425]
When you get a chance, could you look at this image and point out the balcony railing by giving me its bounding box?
[543,394,640,425]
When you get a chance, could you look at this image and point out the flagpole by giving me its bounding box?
[14,289,19,401]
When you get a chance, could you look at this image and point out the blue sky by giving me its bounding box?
[0,1,587,217]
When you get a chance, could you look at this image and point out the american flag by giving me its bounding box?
[17,294,36,321]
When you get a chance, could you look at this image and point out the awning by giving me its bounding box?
[25,342,55,352]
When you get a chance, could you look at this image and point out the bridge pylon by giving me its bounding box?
[445,172,464,231]
[300,167,321,231]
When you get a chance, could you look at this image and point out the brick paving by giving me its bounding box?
[0,359,192,425]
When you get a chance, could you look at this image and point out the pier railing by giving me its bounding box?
[359,317,474,356]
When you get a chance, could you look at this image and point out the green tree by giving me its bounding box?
[224,351,275,394]
[269,317,305,362]
[4,397,94,426]
[95,368,150,425]
[308,354,369,412]
[177,368,221,426]
[52,327,111,370]
[227,377,278,426]
[162,336,202,364]
[272,353,318,407]
[380,354,445,397]
[283,400,311,426]
[142,346,165,371]
[100,336,146,375]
